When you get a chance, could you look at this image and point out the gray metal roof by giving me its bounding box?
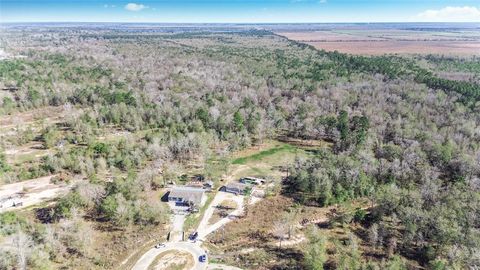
[225,182,248,191]
[169,186,205,205]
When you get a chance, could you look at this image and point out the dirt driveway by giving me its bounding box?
[197,192,245,241]
[168,201,189,242]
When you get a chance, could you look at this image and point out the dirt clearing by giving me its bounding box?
[0,175,71,212]
[147,250,194,270]
[208,199,238,226]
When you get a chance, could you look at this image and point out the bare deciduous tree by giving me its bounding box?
[13,230,32,270]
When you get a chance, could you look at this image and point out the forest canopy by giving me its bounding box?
[0,27,478,269]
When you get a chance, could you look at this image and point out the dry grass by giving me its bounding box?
[147,250,194,270]
[278,30,480,55]
[205,190,415,269]
[206,195,303,269]
[0,106,67,127]
[5,141,50,164]
[208,199,238,225]
[307,40,480,56]
[92,222,169,270]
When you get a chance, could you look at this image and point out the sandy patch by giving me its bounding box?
[148,250,194,270]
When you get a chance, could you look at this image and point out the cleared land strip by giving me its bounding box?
[0,175,71,212]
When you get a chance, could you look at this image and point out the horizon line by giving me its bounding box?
[1,21,479,25]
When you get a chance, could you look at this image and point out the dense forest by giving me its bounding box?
[0,27,479,269]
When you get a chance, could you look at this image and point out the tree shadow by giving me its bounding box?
[264,246,304,270]
[35,207,56,223]
[160,191,170,202]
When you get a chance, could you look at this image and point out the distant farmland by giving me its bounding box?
[277,29,480,55]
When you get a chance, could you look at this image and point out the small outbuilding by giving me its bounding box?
[223,182,249,195]
[168,186,206,207]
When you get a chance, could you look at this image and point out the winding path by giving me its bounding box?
[130,189,260,270]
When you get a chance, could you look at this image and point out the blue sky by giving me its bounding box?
[1,0,479,23]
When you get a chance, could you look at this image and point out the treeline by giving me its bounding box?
[287,151,374,206]
[284,37,480,105]
[415,69,480,105]
[324,51,480,106]
[423,54,480,74]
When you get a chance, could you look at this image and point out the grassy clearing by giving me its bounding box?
[12,151,46,164]
[227,140,316,183]
[232,143,297,165]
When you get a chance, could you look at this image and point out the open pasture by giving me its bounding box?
[278,29,480,55]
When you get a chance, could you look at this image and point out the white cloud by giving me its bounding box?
[416,6,480,22]
[291,0,327,3]
[125,3,147,12]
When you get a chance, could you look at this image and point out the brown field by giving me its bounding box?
[277,30,480,55]
[208,199,238,225]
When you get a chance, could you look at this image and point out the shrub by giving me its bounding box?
[353,208,367,223]
[54,192,86,219]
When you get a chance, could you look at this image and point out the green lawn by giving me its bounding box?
[228,140,318,182]
[232,143,299,165]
